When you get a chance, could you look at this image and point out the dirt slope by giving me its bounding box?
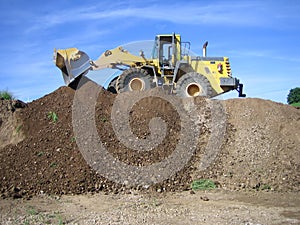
[0,100,25,148]
[195,98,300,191]
[0,84,299,199]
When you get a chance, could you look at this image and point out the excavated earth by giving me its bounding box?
[0,80,299,200]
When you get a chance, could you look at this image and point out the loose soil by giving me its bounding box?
[0,190,299,224]
[0,79,299,224]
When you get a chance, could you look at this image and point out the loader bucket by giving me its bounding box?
[54,48,91,86]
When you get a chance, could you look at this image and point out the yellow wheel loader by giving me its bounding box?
[54,33,245,98]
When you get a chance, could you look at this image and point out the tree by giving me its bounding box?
[287,87,300,104]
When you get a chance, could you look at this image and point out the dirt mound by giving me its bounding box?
[0,99,26,149]
[194,98,300,191]
[0,82,299,199]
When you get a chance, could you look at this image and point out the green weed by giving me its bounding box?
[48,111,58,122]
[0,90,14,100]
[27,206,38,215]
[50,162,57,168]
[19,206,65,225]
[191,179,216,191]
[37,152,44,157]
[55,212,64,225]
[261,184,271,191]
[16,124,22,133]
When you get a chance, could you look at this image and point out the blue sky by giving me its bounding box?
[0,0,299,103]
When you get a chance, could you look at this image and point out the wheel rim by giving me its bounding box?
[129,77,145,91]
[186,83,202,97]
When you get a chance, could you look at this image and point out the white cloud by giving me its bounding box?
[22,1,294,34]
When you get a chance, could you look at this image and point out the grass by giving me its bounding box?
[0,90,14,100]
[48,111,58,122]
[54,212,64,225]
[22,206,65,225]
[291,102,300,107]
[191,179,216,191]
[27,206,38,216]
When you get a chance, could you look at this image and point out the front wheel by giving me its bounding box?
[116,68,154,93]
[106,77,118,94]
[175,72,215,98]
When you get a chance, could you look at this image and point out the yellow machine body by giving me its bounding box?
[54,33,245,97]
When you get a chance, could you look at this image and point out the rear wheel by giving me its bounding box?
[116,68,154,93]
[175,72,214,98]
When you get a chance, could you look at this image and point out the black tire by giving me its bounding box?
[107,77,118,94]
[116,68,154,93]
[175,72,215,98]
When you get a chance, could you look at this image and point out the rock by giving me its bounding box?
[200,196,209,201]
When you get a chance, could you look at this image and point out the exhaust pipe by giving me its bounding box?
[202,41,208,57]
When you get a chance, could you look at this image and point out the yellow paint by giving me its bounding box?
[54,33,237,96]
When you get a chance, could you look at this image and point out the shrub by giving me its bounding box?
[0,90,14,100]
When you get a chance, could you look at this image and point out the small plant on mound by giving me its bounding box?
[48,111,58,122]
[191,179,216,191]
[0,90,14,100]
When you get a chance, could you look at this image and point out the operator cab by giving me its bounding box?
[151,34,182,84]
[152,34,181,69]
